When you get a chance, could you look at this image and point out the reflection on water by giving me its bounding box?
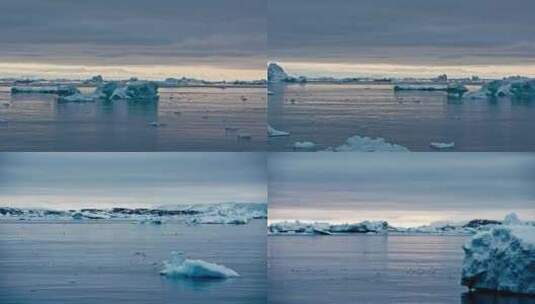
[0,86,266,151]
[268,83,535,151]
[462,291,535,304]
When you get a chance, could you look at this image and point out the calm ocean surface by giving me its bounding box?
[268,234,535,304]
[0,220,266,304]
[0,86,266,151]
[268,83,535,151]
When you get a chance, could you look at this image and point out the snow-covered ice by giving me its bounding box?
[326,135,409,152]
[267,125,290,137]
[160,251,239,279]
[11,85,80,96]
[461,214,535,295]
[0,203,266,225]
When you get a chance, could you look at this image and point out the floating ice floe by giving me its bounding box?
[430,142,455,150]
[461,213,535,295]
[160,252,239,279]
[269,220,391,235]
[11,85,80,96]
[465,77,535,100]
[327,135,409,152]
[293,141,316,149]
[267,125,290,137]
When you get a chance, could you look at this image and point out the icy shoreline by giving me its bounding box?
[0,203,267,225]
[269,213,534,236]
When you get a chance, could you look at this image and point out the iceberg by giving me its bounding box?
[461,223,535,294]
[327,135,409,152]
[160,252,239,279]
[268,62,289,83]
[109,81,159,101]
[11,85,80,96]
[465,77,535,100]
[267,125,290,137]
[269,220,390,234]
[293,141,316,149]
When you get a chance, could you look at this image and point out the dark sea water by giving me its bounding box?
[0,220,266,304]
[0,86,266,151]
[268,234,535,304]
[268,83,535,151]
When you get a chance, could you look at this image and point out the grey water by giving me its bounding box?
[268,234,535,304]
[0,220,266,304]
[268,83,535,151]
[0,86,266,151]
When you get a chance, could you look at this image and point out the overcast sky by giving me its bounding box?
[268,153,535,227]
[0,0,266,80]
[269,0,535,78]
[0,153,266,209]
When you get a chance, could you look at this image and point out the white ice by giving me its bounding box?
[293,141,315,149]
[160,252,239,279]
[327,135,409,152]
[461,213,535,295]
[430,142,455,150]
[267,125,290,137]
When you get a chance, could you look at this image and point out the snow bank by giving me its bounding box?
[327,135,409,152]
[465,77,535,99]
[11,85,80,96]
[268,62,289,82]
[267,125,290,137]
[160,252,239,279]
[461,224,535,294]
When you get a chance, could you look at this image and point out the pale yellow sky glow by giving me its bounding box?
[0,62,265,81]
[282,61,535,79]
[268,208,535,228]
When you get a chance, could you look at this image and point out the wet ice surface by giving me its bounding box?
[0,220,266,304]
[268,235,535,304]
[267,83,535,151]
[0,86,266,151]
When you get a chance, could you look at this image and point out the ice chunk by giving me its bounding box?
[268,62,289,83]
[95,81,159,101]
[503,212,523,225]
[11,85,80,96]
[57,93,97,103]
[328,135,409,152]
[267,125,290,137]
[465,77,535,100]
[461,225,535,294]
[430,142,455,150]
[160,252,239,279]
[293,141,316,149]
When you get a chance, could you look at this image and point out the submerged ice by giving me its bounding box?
[461,214,535,295]
[160,252,239,279]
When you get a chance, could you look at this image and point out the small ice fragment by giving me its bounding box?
[293,141,316,149]
[430,142,455,150]
[148,121,166,127]
[267,91,274,95]
[160,252,239,279]
[267,125,290,137]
